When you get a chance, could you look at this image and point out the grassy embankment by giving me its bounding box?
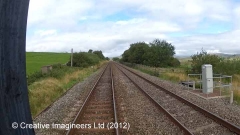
[26,52,107,117]
[26,52,70,75]
[123,60,240,104]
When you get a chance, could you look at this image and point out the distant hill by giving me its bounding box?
[176,53,240,59]
[175,55,190,59]
[209,53,240,58]
[176,53,240,65]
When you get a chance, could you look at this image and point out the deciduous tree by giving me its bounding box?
[190,50,222,73]
[93,50,105,60]
[144,39,175,67]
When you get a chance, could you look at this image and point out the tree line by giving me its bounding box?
[120,39,180,67]
[67,49,108,67]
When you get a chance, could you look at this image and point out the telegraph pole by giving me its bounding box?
[0,0,34,135]
[71,48,73,67]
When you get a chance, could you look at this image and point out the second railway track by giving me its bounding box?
[114,62,240,135]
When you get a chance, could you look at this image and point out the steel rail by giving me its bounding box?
[111,64,120,135]
[66,64,114,135]
[116,63,240,134]
[115,64,193,135]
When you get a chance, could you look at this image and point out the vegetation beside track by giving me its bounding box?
[29,61,107,118]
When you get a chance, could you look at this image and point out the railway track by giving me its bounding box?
[114,63,240,135]
[66,64,119,135]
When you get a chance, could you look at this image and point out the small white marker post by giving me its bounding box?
[193,81,195,90]
[71,48,73,67]
[229,83,233,104]
[230,90,233,104]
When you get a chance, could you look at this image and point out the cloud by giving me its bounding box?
[34,30,57,37]
[172,29,240,56]
[26,0,240,57]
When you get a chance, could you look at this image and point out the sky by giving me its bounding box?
[26,0,240,57]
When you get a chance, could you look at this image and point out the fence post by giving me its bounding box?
[0,0,34,134]
[230,90,233,104]
[193,81,195,90]
[71,48,73,67]
[230,83,233,104]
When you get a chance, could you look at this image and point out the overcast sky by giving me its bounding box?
[26,0,240,57]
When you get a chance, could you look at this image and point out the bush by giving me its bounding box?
[113,57,120,61]
[93,50,105,60]
[27,71,45,85]
[216,59,240,75]
[169,57,180,67]
[67,52,100,67]
[190,50,222,73]
[189,49,240,75]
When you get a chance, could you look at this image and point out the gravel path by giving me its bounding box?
[119,64,240,128]
[33,66,106,135]
[113,65,184,135]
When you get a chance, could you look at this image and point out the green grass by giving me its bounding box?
[29,61,107,117]
[26,52,70,75]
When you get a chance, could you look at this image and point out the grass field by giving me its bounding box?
[26,52,70,75]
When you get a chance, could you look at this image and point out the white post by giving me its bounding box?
[230,90,233,104]
[71,48,73,67]
[193,81,195,90]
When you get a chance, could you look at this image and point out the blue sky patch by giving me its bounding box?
[193,19,233,34]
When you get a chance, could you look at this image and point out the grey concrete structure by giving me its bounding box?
[41,65,52,74]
